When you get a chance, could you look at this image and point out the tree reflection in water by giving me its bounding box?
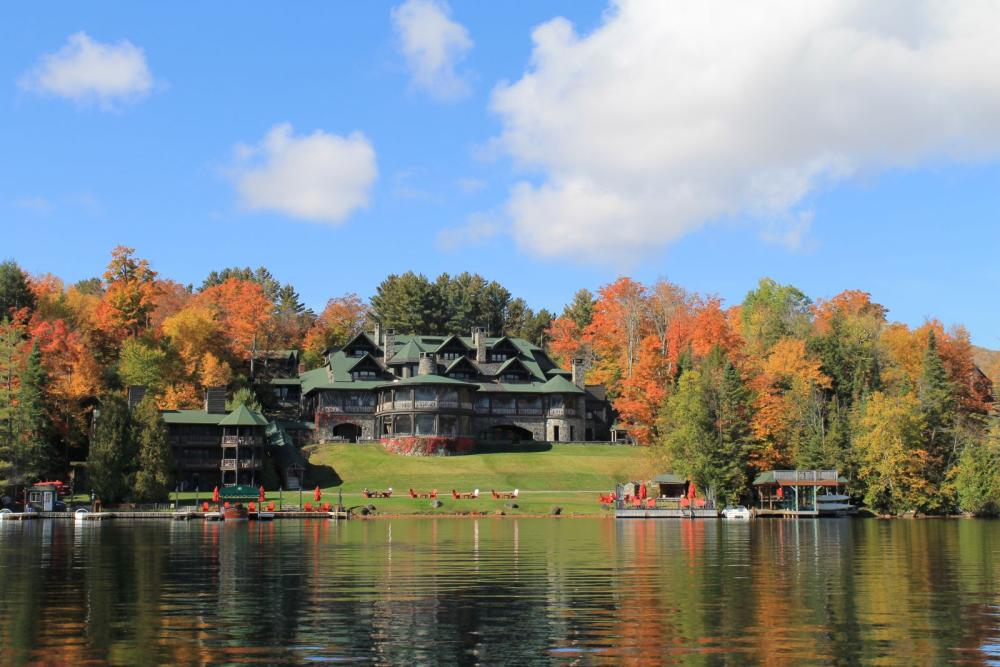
[0,518,999,664]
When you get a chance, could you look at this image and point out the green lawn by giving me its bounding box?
[307,442,649,493]
[68,443,649,517]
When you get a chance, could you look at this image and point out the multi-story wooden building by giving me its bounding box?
[295,326,612,453]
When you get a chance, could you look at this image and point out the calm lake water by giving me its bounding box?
[1,518,999,665]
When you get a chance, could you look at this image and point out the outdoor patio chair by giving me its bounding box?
[202,502,209,512]
[322,502,331,512]
[304,502,312,511]
[409,489,418,498]
[267,502,275,511]
[430,489,438,498]
[248,502,256,512]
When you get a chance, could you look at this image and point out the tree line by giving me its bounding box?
[546,277,999,514]
[2,249,998,513]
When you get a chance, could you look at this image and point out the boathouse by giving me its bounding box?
[753,470,848,516]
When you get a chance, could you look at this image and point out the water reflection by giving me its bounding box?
[1,518,1000,664]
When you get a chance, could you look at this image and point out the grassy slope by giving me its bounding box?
[303,442,650,516]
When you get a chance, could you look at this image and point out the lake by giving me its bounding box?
[1,518,999,665]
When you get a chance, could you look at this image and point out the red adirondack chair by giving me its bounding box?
[304,502,313,512]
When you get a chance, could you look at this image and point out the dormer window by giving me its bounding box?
[352,370,378,379]
[440,351,465,361]
[488,352,508,362]
[500,372,526,383]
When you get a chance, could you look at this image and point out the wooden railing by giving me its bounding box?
[221,436,260,447]
[773,470,838,482]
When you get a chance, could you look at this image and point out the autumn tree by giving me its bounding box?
[853,392,935,514]
[546,317,587,370]
[302,294,369,369]
[118,338,168,392]
[131,396,172,502]
[740,278,812,355]
[94,246,160,340]
[585,277,650,397]
[195,278,273,372]
[954,403,1000,515]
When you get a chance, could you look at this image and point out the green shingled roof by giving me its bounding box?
[161,409,226,425]
[218,404,269,427]
[538,375,585,394]
[376,374,477,389]
[388,340,423,363]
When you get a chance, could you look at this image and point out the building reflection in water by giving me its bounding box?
[2,518,1000,663]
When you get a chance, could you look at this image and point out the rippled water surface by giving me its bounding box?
[2,518,1000,665]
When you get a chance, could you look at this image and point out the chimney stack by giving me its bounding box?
[472,326,487,363]
[418,352,437,376]
[127,385,147,410]
[571,358,586,390]
[373,321,382,347]
[205,386,227,414]
[383,328,396,363]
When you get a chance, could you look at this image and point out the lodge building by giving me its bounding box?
[297,326,612,450]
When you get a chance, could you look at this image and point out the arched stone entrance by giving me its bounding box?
[332,422,361,442]
[488,424,534,444]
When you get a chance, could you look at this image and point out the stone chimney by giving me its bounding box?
[373,321,382,347]
[571,358,586,390]
[297,363,306,375]
[127,385,147,410]
[472,326,487,363]
[383,328,396,362]
[418,352,437,376]
[204,386,227,414]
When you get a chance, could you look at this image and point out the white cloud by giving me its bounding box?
[20,32,153,108]
[391,0,473,100]
[436,212,502,250]
[233,123,377,225]
[491,1,1000,261]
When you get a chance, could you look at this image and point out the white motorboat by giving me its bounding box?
[817,492,855,516]
[722,505,751,520]
[74,508,91,523]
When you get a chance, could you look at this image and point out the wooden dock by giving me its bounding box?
[29,510,351,521]
[615,507,719,519]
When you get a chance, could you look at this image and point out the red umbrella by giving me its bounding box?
[687,482,697,500]
[259,485,266,503]
[638,483,647,500]
[776,486,784,499]
[212,486,220,504]
[314,486,322,502]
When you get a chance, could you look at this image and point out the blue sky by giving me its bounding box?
[2,2,998,348]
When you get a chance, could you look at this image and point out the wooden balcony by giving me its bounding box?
[221,436,261,447]
[219,459,261,471]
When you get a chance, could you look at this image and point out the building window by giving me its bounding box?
[440,351,465,360]
[394,415,412,435]
[415,414,435,436]
[488,352,508,362]
[415,386,436,403]
[439,415,458,436]
[500,373,525,383]
[351,370,378,379]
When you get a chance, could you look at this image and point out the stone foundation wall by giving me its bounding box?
[381,436,476,456]
[315,413,376,442]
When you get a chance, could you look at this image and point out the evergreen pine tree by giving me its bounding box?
[13,343,53,483]
[713,360,752,504]
[131,396,172,502]
[87,393,132,502]
[918,330,956,481]
[0,260,36,317]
